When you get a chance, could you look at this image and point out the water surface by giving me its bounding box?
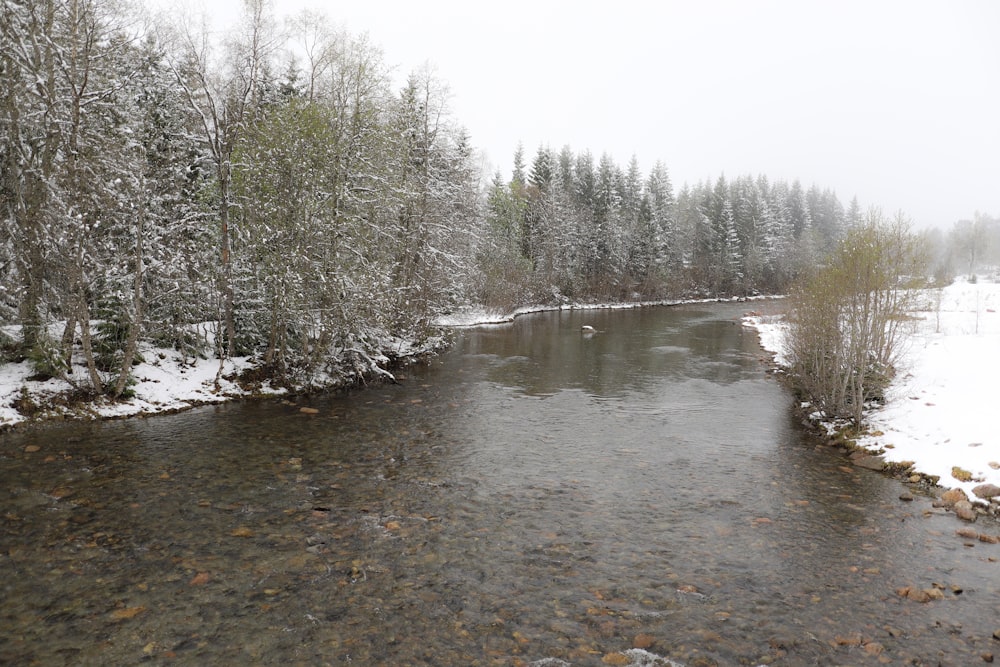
[2,302,998,666]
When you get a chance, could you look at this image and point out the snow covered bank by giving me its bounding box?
[0,328,441,430]
[432,295,778,327]
[0,344,254,429]
[746,278,1000,502]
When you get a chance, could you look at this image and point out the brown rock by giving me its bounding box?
[897,586,933,603]
[954,500,978,522]
[899,492,914,501]
[834,633,863,647]
[602,653,630,666]
[973,484,1000,499]
[853,455,886,471]
[110,606,146,620]
[957,527,980,539]
[863,641,885,656]
[633,634,655,649]
[979,534,999,544]
[924,587,945,600]
[300,407,319,415]
[941,488,969,506]
[189,571,210,586]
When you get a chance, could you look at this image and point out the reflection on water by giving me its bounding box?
[2,302,998,666]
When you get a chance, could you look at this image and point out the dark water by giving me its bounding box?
[2,302,998,666]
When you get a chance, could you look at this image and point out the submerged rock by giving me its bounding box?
[852,455,886,471]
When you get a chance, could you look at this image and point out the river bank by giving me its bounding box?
[745,277,1000,518]
[0,332,444,430]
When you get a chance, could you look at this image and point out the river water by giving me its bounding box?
[2,302,998,666]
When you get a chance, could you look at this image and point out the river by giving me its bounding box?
[2,302,998,666]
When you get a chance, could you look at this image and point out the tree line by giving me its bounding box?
[1,0,985,397]
[476,144,853,308]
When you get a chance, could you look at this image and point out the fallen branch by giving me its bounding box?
[344,347,397,384]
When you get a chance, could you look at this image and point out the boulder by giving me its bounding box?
[972,484,1000,499]
[954,500,978,522]
[940,488,969,506]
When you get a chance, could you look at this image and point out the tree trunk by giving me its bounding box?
[76,294,103,395]
[219,166,235,357]
[113,197,146,398]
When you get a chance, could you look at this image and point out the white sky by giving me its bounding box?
[150,0,1000,228]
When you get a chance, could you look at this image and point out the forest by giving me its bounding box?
[1,0,995,396]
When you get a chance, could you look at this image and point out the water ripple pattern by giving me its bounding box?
[1,302,998,666]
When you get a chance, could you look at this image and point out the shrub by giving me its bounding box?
[786,209,928,425]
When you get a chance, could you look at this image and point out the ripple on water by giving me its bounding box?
[1,302,998,666]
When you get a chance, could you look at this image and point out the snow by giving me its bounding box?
[0,341,258,428]
[746,277,1000,500]
[432,296,773,327]
[0,325,452,429]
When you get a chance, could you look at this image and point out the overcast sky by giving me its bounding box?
[155,0,999,228]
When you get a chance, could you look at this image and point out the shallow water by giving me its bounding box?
[2,302,998,666]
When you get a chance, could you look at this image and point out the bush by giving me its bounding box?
[28,337,69,380]
[786,209,928,425]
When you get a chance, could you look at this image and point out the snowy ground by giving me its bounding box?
[0,327,440,429]
[0,340,262,428]
[746,278,1000,500]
